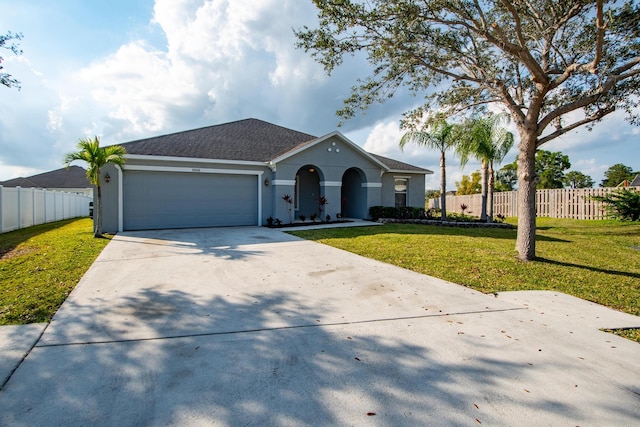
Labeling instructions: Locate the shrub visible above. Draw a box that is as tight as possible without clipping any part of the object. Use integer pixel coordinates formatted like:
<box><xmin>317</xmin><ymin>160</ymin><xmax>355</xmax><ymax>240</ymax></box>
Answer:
<box><xmin>446</xmin><ymin>212</ymin><xmax>475</xmax><ymax>222</ymax></box>
<box><xmin>369</xmin><ymin>206</ymin><xmax>426</xmax><ymax>221</ymax></box>
<box><xmin>426</xmin><ymin>208</ymin><xmax>441</xmax><ymax>219</ymax></box>
<box><xmin>592</xmin><ymin>189</ymin><xmax>640</xmax><ymax>221</ymax></box>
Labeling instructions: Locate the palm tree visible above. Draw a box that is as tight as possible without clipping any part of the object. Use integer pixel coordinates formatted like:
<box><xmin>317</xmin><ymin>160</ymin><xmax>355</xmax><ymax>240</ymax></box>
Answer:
<box><xmin>456</xmin><ymin>114</ymin><xmax>514</xmax><ymax>222</ymax></box>
<box><xmin>400</xmin><ymin>120</ymin><xmax>457</xmax><ymax>220</ymax></box>
<box><xmin>64</xmin><ymin>136</ymin><xmax>127</xmax><ymax>237</ymax></box>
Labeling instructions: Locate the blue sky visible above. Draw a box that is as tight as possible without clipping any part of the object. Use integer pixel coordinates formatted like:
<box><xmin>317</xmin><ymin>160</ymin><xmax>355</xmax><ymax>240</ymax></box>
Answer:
<box><xmin>1</xmin><ymin>0</ymin><xmax>638</xmax><ymax>189</ymax></box>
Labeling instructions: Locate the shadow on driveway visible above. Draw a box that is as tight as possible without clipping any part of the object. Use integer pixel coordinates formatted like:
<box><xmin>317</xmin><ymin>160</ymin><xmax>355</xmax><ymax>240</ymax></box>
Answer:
<box><xmin>1</xmin><ymin>227</ymin><xmax>638</xmax><ymax>426</ymax></box>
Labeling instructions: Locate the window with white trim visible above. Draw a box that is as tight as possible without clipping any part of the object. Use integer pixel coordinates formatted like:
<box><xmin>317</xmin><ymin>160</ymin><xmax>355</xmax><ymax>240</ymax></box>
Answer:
<box><xmin>394</xmin><ymin>178</ymin><xmax>407</xmax><ymax>207</ymax></box>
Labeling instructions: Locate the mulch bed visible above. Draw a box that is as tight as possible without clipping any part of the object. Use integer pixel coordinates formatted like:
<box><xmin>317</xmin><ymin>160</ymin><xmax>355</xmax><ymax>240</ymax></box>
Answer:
<box><xmin>378</xmin><ymin>218</ymin><xmax>515</xmax><ymax>229</ymax></box>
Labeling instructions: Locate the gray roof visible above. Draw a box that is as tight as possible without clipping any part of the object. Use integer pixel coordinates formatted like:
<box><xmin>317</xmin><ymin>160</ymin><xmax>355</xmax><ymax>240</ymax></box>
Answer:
<box><xmin>121</xmin><ymin>118</ymin><xmax>317</xmax><ymax>162</ymax></box>
<box><xmin>120</xmin><ymin>118</ymin><xmax>430</xmax><ymax>173</ymax></box>
<box><xmin>631</xmin><ymin>175</ymin><xmax>640</xmax><ymax>187</ymax></box>
<box><xmin>0</xmin><ymin>166</ymin><xmax>91</xmax><ymax>188</ymax></box>
<box><xmin>370</xmin><ymin>153</ymin><xmax>432</xmax><ymax>174</ymax></box>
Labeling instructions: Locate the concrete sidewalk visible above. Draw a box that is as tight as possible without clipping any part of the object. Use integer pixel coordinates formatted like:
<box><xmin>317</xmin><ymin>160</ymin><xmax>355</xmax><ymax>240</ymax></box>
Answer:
<box><xmin>1</xmin><ymin>226</ymin><xmax>638</xmax><ymax>426</ymax></box>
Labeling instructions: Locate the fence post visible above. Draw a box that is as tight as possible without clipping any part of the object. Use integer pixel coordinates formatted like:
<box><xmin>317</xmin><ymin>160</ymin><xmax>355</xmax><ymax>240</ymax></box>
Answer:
<box><xmin>0</xmin><ymin>185</ymin><xmax>3</xmax><ymax>233</ymax></box>
<box><xmin>32</xmin><ymin>187</ymin><xmax>36</xmax><ymax>227</ymax></box>
<box><xmin>17</xmin><ymin>186</ymin><xmax>22</xmax><ymax>230</ymax></box>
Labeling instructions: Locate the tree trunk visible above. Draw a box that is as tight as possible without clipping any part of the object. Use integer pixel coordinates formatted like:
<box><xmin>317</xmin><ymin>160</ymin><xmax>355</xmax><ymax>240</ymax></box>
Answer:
<box><xmin>516</xmin><ymin>133</ymin><xmax>537</xmax><ymax>261</ymax></box>
<box><xmin>95</xmin><ymin>184</ymin><xmax>103</xmax><ymax>237</ymax></box>
<box><xmin>480</xmin><ymin>159</ymin><xmax>488</xmax><ymax>221</ymax></box>
<box><xmin>487</xmin><ymin>161</ymin><xmax>495</xmax><ymax>223</ymax></box>
<box><xmin>439</xmin><ymin>150</ymin><xmax>447</xmax><ymax>220</ymax></box>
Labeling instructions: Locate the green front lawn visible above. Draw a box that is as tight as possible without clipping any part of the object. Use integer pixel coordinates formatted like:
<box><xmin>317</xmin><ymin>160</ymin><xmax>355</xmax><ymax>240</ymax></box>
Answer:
<box><xmin>290</xmin><ymin>218</ymin><xmax>640</xmax><ymax>317</ymax></box>
<box><xmin>0</xmin><ymin>218</ymin><xmax>111</xmax><ymax>325</ymax></box>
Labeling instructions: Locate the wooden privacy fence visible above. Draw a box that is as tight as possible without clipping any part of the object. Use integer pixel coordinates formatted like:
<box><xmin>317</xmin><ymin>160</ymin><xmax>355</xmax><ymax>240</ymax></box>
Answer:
<box><xmin>0</xmin><ymin>186</ymin><xmax>92</xmax><ymax>233</ymax></box>
<box><xmin>428</xmin><ymin>187</ymin><xmax>640</xmax><ymax>220</ymax></box>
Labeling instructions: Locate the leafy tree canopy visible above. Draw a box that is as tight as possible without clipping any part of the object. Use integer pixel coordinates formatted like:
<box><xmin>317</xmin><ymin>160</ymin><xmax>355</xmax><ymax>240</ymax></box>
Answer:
<box><xmin>456</xmin><ymin>170</ymin><xmax>482</xmax><ymax>195</ymax></box>
<box><xmin>425</xmin><ymin>189</ymin><xmax>441</xmax><ymax>200</ymax></box>
<box><xmin>600</xmin><ymin>163</ymin><xmax>637</xmax><ymax>187</ymax></box>
<box><xmin>501</xmin><ymin>150</ymin><xmax>572</xmax><ymax>189</ymax></box>
<box><xmin>563</xmin><ymin>170</ymin><xmax>595</xmax><ymax>188</ymax></box>
<box><xmin>0</xmin><ymin>31</ymin><xmax>23</xmax><ymax>90</ymax></box>
<box><xmin>535</xmin><ymin>150</ymin><xmax>571</xmax><ymax>189</ymax></box>
<box><xmin>495</xmin><ymin>162</ymin><xmax>517</xmax><ymax>192</ymax></box>
<box><xmin>297</xmin><ymin>1</ymin><xmax>640</xmax><ymax>135</ymax></box>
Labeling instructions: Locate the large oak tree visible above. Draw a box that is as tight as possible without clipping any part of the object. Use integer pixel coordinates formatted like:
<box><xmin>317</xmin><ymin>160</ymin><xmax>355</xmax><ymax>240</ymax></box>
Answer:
<box><xmin>296</xmin><ymin>0</ymin><xmax>640</xmax><ymax>260</ymax></box>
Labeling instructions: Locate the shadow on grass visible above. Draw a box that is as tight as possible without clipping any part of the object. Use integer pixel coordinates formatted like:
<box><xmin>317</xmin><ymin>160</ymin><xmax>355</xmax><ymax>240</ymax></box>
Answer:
<box><xmin>0</xmin><ymin>219</ymin><xmax>80</xmax><ymax>259</ymax></box>
<box><xmin>291</xmin><ymin>223</ymin><xmax>570</xmax><ymax>243</ymax></box>
<box><xmin>535</xmin><ymin>257</ymin><xmax>640</xmax><ymax>280</ymax></box>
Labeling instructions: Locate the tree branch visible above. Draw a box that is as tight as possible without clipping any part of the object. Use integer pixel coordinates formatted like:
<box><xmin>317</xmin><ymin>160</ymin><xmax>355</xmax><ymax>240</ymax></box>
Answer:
<box><xmin>542</xmin><ymin>66</ymin><xmax>640</xmax><ymax>130</ymax></box>
<box><xmin>500</xmin><ymin>0</ymin><xmax>527</xmax><ymax>48</ymax></box>
<box><xmin>589</xmin><ymin>0</ymin><xmax>606</xmax><ymax>74</ymax></box>
<box><xmin>537</xmin><ymin>106</ymin><xmax>615</xmax><ymax>146</ymax></box>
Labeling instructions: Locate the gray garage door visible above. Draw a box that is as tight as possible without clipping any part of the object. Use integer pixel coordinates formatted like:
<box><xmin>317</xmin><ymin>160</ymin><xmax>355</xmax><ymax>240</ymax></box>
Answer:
<box><xmin>123</xmin><ymin>171</ymin><xmax>258</xmax><ymax>230</ymax></box>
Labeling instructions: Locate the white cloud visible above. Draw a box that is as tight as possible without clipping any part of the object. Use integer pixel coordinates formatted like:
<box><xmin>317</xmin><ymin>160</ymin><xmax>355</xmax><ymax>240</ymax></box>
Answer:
<box><xmin>1</xmin><ymin>0</ymin><xmax>638</xmax><ymax>186</ymax></box>
<box><xmin>573</xmin><ymin>158</ymin><xmax>607</xmax><ymax>176</ymax></box>
<box><xmin>0</xmin><ymin>162</ymin><xmax>44</xmax><ymax>181</ymax></box>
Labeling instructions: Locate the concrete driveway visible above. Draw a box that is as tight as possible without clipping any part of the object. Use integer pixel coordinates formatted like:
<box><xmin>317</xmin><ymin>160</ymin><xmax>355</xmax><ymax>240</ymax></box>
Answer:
<box><xmin>1</xmin><ymin>226</ymin><xmax>639</xmax><ymax>426</ymax></box>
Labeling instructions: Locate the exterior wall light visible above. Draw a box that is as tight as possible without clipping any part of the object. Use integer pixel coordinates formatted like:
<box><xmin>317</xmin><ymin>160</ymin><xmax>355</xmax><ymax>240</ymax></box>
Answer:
<box><xmin>264</xmin><ymin>178</ymin><xmax>270</xmax><ymax>187</ymax></box>
<box><xmin>104</xmin><ymin>173</ymin><xmax>111</xmax><ymax>183</ymax></box>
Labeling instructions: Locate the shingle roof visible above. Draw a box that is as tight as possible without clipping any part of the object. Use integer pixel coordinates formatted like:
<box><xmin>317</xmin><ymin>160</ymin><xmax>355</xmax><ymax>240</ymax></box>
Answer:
<box><xmin>120</xmin><ymin>118</ymin><xmax>430</xmax><ymax>173</ymax></box>
<box><xmin>370</xmin><ymin>153</ymin><xmax>432</xmax><ymax>173</ymax></box>
<box><xmin>631</xmin><ymin>174</ymin><xmax>640</xmax><ymax>187</ymax></box>
<box><xmin>121</xmin><ymin>118</ymin><xmax>317</xmax><ymax>162</ymax></box>
<box><xmin>0</xmin><ymin>166</ymin><xmax>91</xmax><ymax>188</ymax></box>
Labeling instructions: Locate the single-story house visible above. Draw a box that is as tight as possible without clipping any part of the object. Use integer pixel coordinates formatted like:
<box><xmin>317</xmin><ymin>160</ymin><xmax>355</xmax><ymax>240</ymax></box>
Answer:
<box><xmin>0</xmin><ymin>166</ymin><xmax>94</xmax><ymax>197</ymax></box>
<box><xmin>100</xmin><ymin>118</ymin><xmax>432</xmax><ymax>233</ymax></box>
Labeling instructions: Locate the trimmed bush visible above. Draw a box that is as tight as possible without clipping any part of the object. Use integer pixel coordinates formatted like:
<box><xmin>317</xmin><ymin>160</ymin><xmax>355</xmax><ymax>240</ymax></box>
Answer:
<box><xmin>369</xmin><ymin>206</ymin><xmax>428</xmax><ymax>221</ymax></box>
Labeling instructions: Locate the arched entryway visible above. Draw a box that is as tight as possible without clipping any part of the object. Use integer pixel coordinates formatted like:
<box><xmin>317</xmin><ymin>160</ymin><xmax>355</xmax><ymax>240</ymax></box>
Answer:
<box><xmin>341</xmin><ymin>168</ymin><xmax>367</xmax><ymax>219</ymax></box>
<box><xmin>295</xmin><ymin>165</ymin><xmax>323</xmax><ymax>220</ymax></box>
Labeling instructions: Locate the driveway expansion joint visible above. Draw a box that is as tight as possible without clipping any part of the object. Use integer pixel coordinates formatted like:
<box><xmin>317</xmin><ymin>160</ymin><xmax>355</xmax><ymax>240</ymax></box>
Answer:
<box><xmin>34</xmin><ymin>307</ymin><xmax>527</xmax><ymax>348</ymax></box>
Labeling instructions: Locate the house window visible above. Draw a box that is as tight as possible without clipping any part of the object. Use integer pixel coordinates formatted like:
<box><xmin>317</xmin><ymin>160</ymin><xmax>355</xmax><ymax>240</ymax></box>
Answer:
<box><xmin>394</xmin><ymin>178</ymin><xmax>407</xmax><ymax>207</ymax></box>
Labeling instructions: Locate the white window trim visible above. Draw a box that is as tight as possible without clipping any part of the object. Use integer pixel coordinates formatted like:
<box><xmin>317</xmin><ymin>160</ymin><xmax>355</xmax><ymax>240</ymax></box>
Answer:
<box><xmin>394</xmin><ymin>177</ymin><xmax>408</xmax><ymax>207</ymax></box>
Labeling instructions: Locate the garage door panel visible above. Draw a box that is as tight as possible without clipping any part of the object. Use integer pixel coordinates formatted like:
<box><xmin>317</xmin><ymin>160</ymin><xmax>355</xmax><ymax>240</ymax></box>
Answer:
<box><xmin>124</xmin><ymin>171</ymin><xmax>258</xmax><ymax>230</ymax></box>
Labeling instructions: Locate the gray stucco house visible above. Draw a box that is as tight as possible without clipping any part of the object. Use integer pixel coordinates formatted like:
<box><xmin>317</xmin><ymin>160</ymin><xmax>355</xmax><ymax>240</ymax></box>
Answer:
<box><xmin>99</xmin><ymin>118</ymin><xmax>431</xmax><ymax>232</ymax></box>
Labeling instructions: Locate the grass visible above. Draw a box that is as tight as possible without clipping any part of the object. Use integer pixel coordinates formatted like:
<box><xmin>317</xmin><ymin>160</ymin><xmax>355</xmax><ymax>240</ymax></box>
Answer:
<box><xmin>1</xmin><ymin>217</ymin><xmax>637</xmax><ymax>341</ymax></box>
<box><xmin>0</xmin><ymin>218</ymin><xmax>111</xmax><ymax>325</ymax></box>
<box><xmin>290</xmin><ymin>218</ymin><xmax>640</xmax><ymax>341</ymax></box>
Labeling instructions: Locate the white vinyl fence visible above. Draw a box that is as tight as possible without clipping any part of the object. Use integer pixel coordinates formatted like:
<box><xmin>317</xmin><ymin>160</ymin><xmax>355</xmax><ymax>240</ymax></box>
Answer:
<box><xmin>0</xmin><ymin>186</ymin><xmax>92</xmax><ymax>233</ymax></box>
<box><xmin>428</xmin><ymin>187</ymin><xmax>640</xmax><ymax>220</ymax></box>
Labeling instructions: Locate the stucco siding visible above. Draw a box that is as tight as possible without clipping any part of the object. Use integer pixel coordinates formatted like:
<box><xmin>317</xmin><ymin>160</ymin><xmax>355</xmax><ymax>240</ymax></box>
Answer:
<box><xmin>381</xmin><ymin>173</ymin><xmax>426</xmax><ymax>208</ymax></box>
